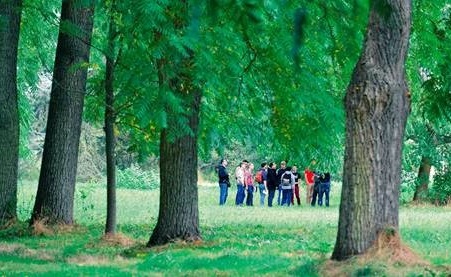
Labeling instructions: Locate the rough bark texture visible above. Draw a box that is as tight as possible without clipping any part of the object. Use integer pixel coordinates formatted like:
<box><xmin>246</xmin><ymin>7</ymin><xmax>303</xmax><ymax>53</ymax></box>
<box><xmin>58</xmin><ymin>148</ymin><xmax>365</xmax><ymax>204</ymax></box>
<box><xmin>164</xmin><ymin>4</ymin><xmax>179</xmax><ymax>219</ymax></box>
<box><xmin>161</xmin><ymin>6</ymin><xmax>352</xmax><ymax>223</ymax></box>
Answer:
<box><xmin>147</xmin><ymin>0</ymin><xmax>201</xmax><ymax>247</ymax></box>
<box><xmin>412</xmin><ymin>156</ymin><xmax>431</xmax><ymax>202</ymax></box>
<box><xmin>0</xmin><ymin>0</ymin><xmax>22</xmax><ymax>225</ymax></box>
<box><xmin>332</xmin><ymin>0</ymin><xmax>411</xmax><ymax>260</ymax></box>
<box><xmin>31</xmin><ymin>0</ymin><xmax>95</xmax><ymax>225</ymax></box>
<box><xmin>148</xmin><ymin>88</ymin><xmax>202</xmax><ymax>246</ymax></box>
<box><xmin>104</xmin><ymin>2</ymin><xmax>117</xmax><ymax>234</ymax></box>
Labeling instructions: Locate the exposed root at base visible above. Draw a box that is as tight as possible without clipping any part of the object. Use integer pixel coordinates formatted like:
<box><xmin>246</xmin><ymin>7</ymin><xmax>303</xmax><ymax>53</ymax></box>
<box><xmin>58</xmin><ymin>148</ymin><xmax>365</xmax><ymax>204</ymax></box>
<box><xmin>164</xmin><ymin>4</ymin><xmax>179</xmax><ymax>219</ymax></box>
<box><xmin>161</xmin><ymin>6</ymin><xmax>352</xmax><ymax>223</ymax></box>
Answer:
<box><xmin>321</xmin><ymin>229</ymin><xmax>431</xmax><ymax>276</ymax></box>
<box><xmin>361</xmin><ymin>228</ymin><xmax>427</xmax><ymax>266</ymax></box>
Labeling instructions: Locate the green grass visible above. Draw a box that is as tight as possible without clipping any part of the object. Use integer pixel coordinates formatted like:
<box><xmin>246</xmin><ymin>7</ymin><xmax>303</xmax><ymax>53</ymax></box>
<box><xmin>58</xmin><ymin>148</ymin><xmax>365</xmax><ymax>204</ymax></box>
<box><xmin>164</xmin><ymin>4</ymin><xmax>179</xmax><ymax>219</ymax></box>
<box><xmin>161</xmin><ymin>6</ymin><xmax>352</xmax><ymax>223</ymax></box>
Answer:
<box><xmin>1</xmin><ymin>181</ymin><xmax>450</xmax><ymax>276</ymax></box>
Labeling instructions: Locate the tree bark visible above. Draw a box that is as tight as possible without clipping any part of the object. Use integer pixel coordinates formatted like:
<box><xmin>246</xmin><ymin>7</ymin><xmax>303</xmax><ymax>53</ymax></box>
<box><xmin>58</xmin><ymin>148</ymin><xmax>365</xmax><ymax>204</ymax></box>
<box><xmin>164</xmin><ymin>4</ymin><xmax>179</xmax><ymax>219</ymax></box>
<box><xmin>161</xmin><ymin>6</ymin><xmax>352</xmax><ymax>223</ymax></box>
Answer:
<box><xmin>332</xmin><ymin>0</ymin><xmax>411</xmax><ymax>260</ymax></box>
<box><xmin>31</xmin><ymin>0</ymin><xmax>95</xmax><ymax>225</ymax></box>
<box><xmin>104</xmin><ymin>0</ymin><xmax>117</xmax><ymax>235</ymax></box>
<box><xmin>148</xmin><ymin>89</ymin><xmax>202</xmax><ymax>246</ymax></box>
<box><xmin>147</xmin><ymin>1</ymin><xmax>201</xmax><ymax>246</ymax></box>
<box><xmin>412</xmin><ymin>156</ymin><xmax>431</xmax><ymax>202</ymax></box>
<box><xmin>0</xmin><ymin>0</ymin><xmax>22</xmax><ymax>225</ymax></box>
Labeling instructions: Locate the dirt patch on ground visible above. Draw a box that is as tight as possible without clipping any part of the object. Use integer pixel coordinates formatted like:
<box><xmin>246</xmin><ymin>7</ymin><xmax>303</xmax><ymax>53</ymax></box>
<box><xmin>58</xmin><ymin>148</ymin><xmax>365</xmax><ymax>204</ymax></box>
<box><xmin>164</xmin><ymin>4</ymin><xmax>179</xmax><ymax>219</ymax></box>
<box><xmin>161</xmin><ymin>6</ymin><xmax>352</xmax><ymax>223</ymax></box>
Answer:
<box><xmin>101</xmin><ymin>233</ymin><xmax>135</xmax><ymax>247</ymax></box>
<box><xmin>0</xmin><ymin>243</ymin><xmax>24</xmax><ymax>253</ymax></box>
<box><xmin>66</xmin><ymin>254</ymin><xmax>111</xmax><ymax>266</ymax></box>
<box><xmin>320</xmin><ymin>230</ymin><xmax>445</xmax><ymax>276</ymax></box>
<box><xmin>0</xmin><ymin>243</ymin><xmax>57</xmax><ymax>261</ymax></box>
<box><xmin>22</xmin><ymin>248</ymin><xmax>57</xmax><ymax>261</ymax></box>
<box><xmin>31</xmin><ymin>219</ymin><xmax>82</xmax><ymax>236</ymax></box>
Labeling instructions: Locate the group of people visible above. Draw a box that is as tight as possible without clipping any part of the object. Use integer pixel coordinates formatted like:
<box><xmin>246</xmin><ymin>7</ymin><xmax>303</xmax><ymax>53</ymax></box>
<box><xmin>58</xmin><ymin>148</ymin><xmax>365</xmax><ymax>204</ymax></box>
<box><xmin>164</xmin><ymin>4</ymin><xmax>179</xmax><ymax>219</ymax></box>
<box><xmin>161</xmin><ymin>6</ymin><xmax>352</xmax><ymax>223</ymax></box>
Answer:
<box><xmin>217</xmin><ymin>159</ymin><xmax>331</xmax><ymax>207</ymax></box>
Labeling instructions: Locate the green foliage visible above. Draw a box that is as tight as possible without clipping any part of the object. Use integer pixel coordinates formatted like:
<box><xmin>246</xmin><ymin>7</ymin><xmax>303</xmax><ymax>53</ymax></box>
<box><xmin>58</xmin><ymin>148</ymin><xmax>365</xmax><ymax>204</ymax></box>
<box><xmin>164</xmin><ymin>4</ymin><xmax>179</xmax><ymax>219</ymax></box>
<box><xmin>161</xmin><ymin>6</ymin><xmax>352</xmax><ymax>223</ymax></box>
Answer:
<box><xmin>116</xmin><ymin>164</ymin><xmax>159</xmax><ymax>190</ymax></box>
<box><xmin>430</xmin><ymin>167</ymin><xmax>451</xmax><ymax>205</ymax></box>
<box><xmin>17</xmin><ymin>0</ymin><xmax>60</xmax><ymax>159</ymax></box>
<box><xmin>402</xmin><ymin>0</ymin><xmax>451</xmax><ymax>203</ymax></box>
<box><xmin>400</xmin><ymin>170</ymin><xmax>417</xmax><ymax>204</ymax></box>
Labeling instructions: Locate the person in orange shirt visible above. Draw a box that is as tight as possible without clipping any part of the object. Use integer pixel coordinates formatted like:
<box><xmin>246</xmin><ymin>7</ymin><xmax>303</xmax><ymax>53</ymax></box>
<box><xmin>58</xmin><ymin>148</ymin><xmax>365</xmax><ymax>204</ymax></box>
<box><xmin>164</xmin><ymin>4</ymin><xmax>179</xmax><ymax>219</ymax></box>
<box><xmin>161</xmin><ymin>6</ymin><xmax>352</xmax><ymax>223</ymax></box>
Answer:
<box><xmin>304</xmin><ymin>166</ymin><xmax>315</xmax><ymax>205</ymax></box>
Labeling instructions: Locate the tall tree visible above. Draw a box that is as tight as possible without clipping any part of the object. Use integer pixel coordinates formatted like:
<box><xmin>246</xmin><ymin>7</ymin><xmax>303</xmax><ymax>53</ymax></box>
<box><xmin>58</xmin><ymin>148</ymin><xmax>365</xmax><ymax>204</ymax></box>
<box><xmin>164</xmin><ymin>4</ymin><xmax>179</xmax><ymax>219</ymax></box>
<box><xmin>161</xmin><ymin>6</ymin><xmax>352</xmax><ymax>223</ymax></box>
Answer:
<box><xmin>31</xmin><ymin>0</ymin><xmax>95</xmax><ymax>225</ymax></box>
<box><xmin>332</xmin><ymin>0</ymin><xmax>412</xmax><ymax>260</ymax></box>
<box><xmin>0</xmin><ymin>0</ymin><xmax>22</xmax><ymax>225</ymax></box>
<box><xmin>104</xmin><ymin>0</ymin><xmax>118</xmax><ymax>235</ymax></box>
<box><xmin>147</xmin><ymin>0</ymin><xmax>201</xmax><ymax>246</ymax></box>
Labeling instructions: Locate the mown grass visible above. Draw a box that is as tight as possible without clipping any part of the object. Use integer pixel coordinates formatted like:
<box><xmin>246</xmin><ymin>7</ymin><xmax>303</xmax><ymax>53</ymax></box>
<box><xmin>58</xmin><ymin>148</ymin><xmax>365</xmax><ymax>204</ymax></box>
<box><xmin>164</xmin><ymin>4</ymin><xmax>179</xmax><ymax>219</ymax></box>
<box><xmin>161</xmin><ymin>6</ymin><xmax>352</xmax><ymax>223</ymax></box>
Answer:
<box><xmin>1</xmin><ymin>181</ymin><xmax>450</xmax><ymax>276</ymax></box>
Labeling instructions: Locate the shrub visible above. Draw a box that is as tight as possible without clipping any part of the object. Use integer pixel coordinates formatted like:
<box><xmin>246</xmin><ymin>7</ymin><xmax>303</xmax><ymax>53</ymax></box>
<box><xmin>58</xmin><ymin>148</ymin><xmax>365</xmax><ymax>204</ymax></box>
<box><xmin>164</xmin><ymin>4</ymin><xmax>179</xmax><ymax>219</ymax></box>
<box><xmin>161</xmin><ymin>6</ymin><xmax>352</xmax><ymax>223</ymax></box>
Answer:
<box><xmin>400</xmin><ymin>170</ymin><xmax>417</xmax><ymax>204</ymax></box>
<box><xmin>430</xmin><ymin>167</ymin><xmax>451</xmax><ymax>205</ymax></box>
<box><xmin>117</xmin><ymin>164</ymin><xmax>159</xmax><ymax>190</ymax></box>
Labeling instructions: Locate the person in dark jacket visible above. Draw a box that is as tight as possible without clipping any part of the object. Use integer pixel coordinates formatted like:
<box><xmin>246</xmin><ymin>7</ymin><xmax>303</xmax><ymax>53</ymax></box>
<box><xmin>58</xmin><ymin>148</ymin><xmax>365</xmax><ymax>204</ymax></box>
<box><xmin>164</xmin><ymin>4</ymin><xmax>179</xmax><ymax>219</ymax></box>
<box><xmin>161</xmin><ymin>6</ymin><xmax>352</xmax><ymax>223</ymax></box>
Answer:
<box><xmin>318</xmin><ymin>172</ymin><xmax>331</xmax><ymax>207</ymax></box>
<box><xmin>217</xmin><ymin>159</ymin><xmax>230</xmax><ymax>205</ymax></box>
<box><xmin>311</xmin><ymin>171</ymin><xmax>321</xmax><ymax>206</ymax></box>
<box><xmin>266</xmin><ymin>162</ymin><xmax>278</xmax><ymax>207</ymax></box>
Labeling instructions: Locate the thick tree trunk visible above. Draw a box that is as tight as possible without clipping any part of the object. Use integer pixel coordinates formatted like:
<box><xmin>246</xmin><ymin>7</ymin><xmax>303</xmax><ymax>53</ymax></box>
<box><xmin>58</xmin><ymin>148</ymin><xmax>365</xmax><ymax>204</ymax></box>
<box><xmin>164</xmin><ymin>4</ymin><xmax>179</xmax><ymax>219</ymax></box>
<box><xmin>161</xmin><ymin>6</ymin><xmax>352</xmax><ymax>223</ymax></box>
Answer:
<box><xmin>31</xmin><ymin>0</ymin><xmax>95</xmax><ymax>225</ymax></box>
<box><xmin>147</xmin><ymin>0</ymin><xmax>201</xmax><ymax>247</ymax></box>
<box><xmin>412</xmin><ymin>156</ymin><xmax>431</xmax><ymax>202</ymax></box>
<box><xmin>148</xmin><ymin>89</ymin><xmax>202</xmax><ymax>246</ymax></box>
<box><xmin>104</xmin><ymin>1</ymin><xmax>117</xmax><ymax>235</ymax></box>
<box><xmin>0</xmin><ymin>0</ymin><xmax>22</xmax><ymax>225</ymax></box>
<box><xmin>332</xmin><ymin>0</ymin><xmax>411</xmax><ymax>260</ymax></box>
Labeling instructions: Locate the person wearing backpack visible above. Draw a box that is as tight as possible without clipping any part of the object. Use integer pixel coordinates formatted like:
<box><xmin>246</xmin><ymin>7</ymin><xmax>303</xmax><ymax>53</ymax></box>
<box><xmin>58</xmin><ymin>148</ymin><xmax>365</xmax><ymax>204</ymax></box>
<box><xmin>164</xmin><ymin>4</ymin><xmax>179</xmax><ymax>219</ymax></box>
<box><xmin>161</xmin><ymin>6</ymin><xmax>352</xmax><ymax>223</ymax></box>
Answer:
<box><xmin>291</xmin><ymin>165</ymin><xmax>301</xmax><ymax>206</ymax></box>
<box><xmin>280</xmin><ymin>167</ymin><xmax>295</xmax><ymax>206</ymax></box>
<box><xmin>255</xmin><ymin>162</ymin><xmax>268</xmax><ymax>207</ymax></box>
<box><xmin>276</xmin><ymin>161</ymin><xmax>288</xmax><ymax>205</ymax></box>
<box><xmin>217</xmin><ymin>158</ymin><xmax>230</xmax><ymax>205</ymax></box>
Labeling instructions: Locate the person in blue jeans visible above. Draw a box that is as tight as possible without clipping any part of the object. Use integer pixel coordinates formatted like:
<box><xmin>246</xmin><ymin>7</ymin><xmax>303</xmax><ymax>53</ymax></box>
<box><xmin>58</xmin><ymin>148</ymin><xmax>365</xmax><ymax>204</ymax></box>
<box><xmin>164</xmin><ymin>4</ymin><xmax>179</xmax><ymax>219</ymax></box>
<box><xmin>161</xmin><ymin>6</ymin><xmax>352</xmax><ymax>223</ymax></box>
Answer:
<box><xmin>257</xmin><ymin>162</ymin><xmax>268</xmax><ymax>207</ymax></box>
<box><xmin>281</xmin><ymin>167</ymin><xmax>294</xmax><ymax>206</ymax></box>
<box><xmin>318</xmin><ymin>172</ymin><xmax>331</xmax><ymax>207</ymax></box>
<box><xmin>244</xmin><ymin>163</ymin><xmax>255</xmax><ymax>206</ymax></box>
<box><xmin>235</xmin><ymin>161</ymin><xmax>247</xmax><ymax>206</ymax></box>
<box><xmin>276</xmin><ymin>161</ymin><xmax>287</xmax><ymax>205</ymax></box>
<box><xmin>217</xmin><ymin>159</ymin><xmax>230</xmax><ymax>205</ymax></box>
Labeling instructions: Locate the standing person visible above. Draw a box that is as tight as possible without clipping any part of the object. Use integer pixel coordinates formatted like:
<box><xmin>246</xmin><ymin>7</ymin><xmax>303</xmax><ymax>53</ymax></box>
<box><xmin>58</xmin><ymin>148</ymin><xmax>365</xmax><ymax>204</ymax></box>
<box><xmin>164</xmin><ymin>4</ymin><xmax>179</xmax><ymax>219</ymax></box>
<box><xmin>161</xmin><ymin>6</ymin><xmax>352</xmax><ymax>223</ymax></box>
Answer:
<box><xmin>217</xmin><ymin>159</ymin><xmax>230</xmax><ymax>205</ymax></box>
<box><xmin>266</xmin><ymin>162</ymin><xmax>278</xmax><ymax>207</ymax></box>
<box><xmin>318</xmin><ymin>172</ymin><xmax>331</xmax><ymax>207</ymax></box>
<box><xmin>280</xmin><ymin>167</ymin><xmax>295</xmax><ymax>206</ymax></box>
<box><xmin>304</xmin><ymin>166</ymin><xmax>315</xmax><ymax>205</ymax></box>
<box><xmin>256</xmin><ymin>162</ymin><xmax>268</xmax><ymax>207</ymax></box>
<box><xmin>276</xmin><ymin>161</ymin><xmax>287</xmax><ymax>205</ymax></box>
<box><xmin>311</xmin><ymin>171</ymin><xmax>321</xmax><ymax>206</ymax></box>
<box><xmin>291</xmin><ymin>166</ymin><xmax>301</xmax><ymax>206</ymax></box>
<box><xmin>235</xmin><ymin>161</ymin><xmax>246</xmax><ymax>206</ymax></box>
<box><xmin>244</xmin><ymin>163</ymin><xmax>255</xmax><ymax>206</ymax></box>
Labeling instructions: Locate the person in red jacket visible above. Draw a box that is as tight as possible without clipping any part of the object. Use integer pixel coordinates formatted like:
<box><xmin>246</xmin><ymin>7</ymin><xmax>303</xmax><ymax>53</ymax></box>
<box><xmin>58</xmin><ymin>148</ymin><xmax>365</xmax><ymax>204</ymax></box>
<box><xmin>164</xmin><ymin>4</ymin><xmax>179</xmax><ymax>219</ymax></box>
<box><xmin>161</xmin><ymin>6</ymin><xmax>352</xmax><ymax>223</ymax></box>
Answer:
<box><xmin>304</xmin><ymin>166</ymin><xmax>315</xmax><ymax>205</ymax></box>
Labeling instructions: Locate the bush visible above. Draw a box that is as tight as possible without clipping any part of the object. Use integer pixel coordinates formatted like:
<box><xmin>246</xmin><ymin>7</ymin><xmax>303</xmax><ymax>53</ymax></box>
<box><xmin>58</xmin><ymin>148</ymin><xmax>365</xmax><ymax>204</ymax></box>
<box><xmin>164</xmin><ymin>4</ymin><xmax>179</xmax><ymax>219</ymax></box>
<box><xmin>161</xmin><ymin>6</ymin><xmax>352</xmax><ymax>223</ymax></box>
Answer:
<box><xmin>430</xmin><ymin>167</ymin><xmax>451</xmax><ymax>205</ymax></box>
<box><xmin>400</xmin><ymin>170</ymin><xmax>417</xmax><ymax>204</ymax></box>
<box><xmin>117</xmin><ymin>164</ymin><xmax>159</xmax><ymax>190</ymax></box>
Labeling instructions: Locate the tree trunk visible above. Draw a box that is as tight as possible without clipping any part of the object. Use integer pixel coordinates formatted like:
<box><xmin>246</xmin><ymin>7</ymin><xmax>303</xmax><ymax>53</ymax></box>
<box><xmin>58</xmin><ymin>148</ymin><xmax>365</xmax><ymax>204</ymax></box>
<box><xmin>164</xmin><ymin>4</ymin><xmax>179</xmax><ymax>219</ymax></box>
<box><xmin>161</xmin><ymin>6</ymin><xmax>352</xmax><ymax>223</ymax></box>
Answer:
<box><xmin>412</xmin><ymin>156</ymin><xmax>431</xmax><ymax>202</ymax></box>
<box><xmin>0</xmin><ymin>0</ymin><xmax>22</xmax><ymax>226</ymax></box>
<box><xmin>148</xmin><ymin>88</ymin><xmax>202</xmax><ymax>246</ymax></box>
<box><xmin>332</xmin><ymin>0</ymin><xmax>411</xmax><ymax>260</ymax></box>
<box><xmin>31</xmin><ymin>0</ymin><xmax>95</xmax><ymax>225</ymax></box>
<box><xmin>147</xmin><ymin>1</ymin><xmax>201</xmax><ymax>244</ymax></box>
<box><xmin>104</xmin><ymin>0</ymin><xmax>117</xmax><ymax>235</ymax></box>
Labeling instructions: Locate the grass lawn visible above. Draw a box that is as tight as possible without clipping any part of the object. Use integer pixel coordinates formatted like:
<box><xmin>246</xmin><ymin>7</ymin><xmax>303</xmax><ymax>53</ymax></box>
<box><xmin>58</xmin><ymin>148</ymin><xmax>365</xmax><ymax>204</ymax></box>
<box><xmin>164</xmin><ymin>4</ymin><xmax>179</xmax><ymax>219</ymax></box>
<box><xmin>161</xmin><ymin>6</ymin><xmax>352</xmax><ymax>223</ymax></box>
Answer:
<box><xmin>1</xmin><ymin>181</ymin><xmax>450</xmax><ymax>276</ymax></box>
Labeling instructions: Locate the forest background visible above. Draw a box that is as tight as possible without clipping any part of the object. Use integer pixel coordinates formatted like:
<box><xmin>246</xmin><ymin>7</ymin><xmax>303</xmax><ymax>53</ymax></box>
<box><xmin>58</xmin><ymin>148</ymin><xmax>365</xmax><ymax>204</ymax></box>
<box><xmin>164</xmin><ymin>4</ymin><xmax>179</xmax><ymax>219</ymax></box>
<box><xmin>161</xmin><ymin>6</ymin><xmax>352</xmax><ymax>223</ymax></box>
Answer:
<box><xmin>15</xmin><ymin>1</ymin><xmax>451</xmax><ymax>204</ymax></box>
<box><xmin>1</xmin><ymin>0</ymin><xmax>451</xmax><ymax>275</ymax></box>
